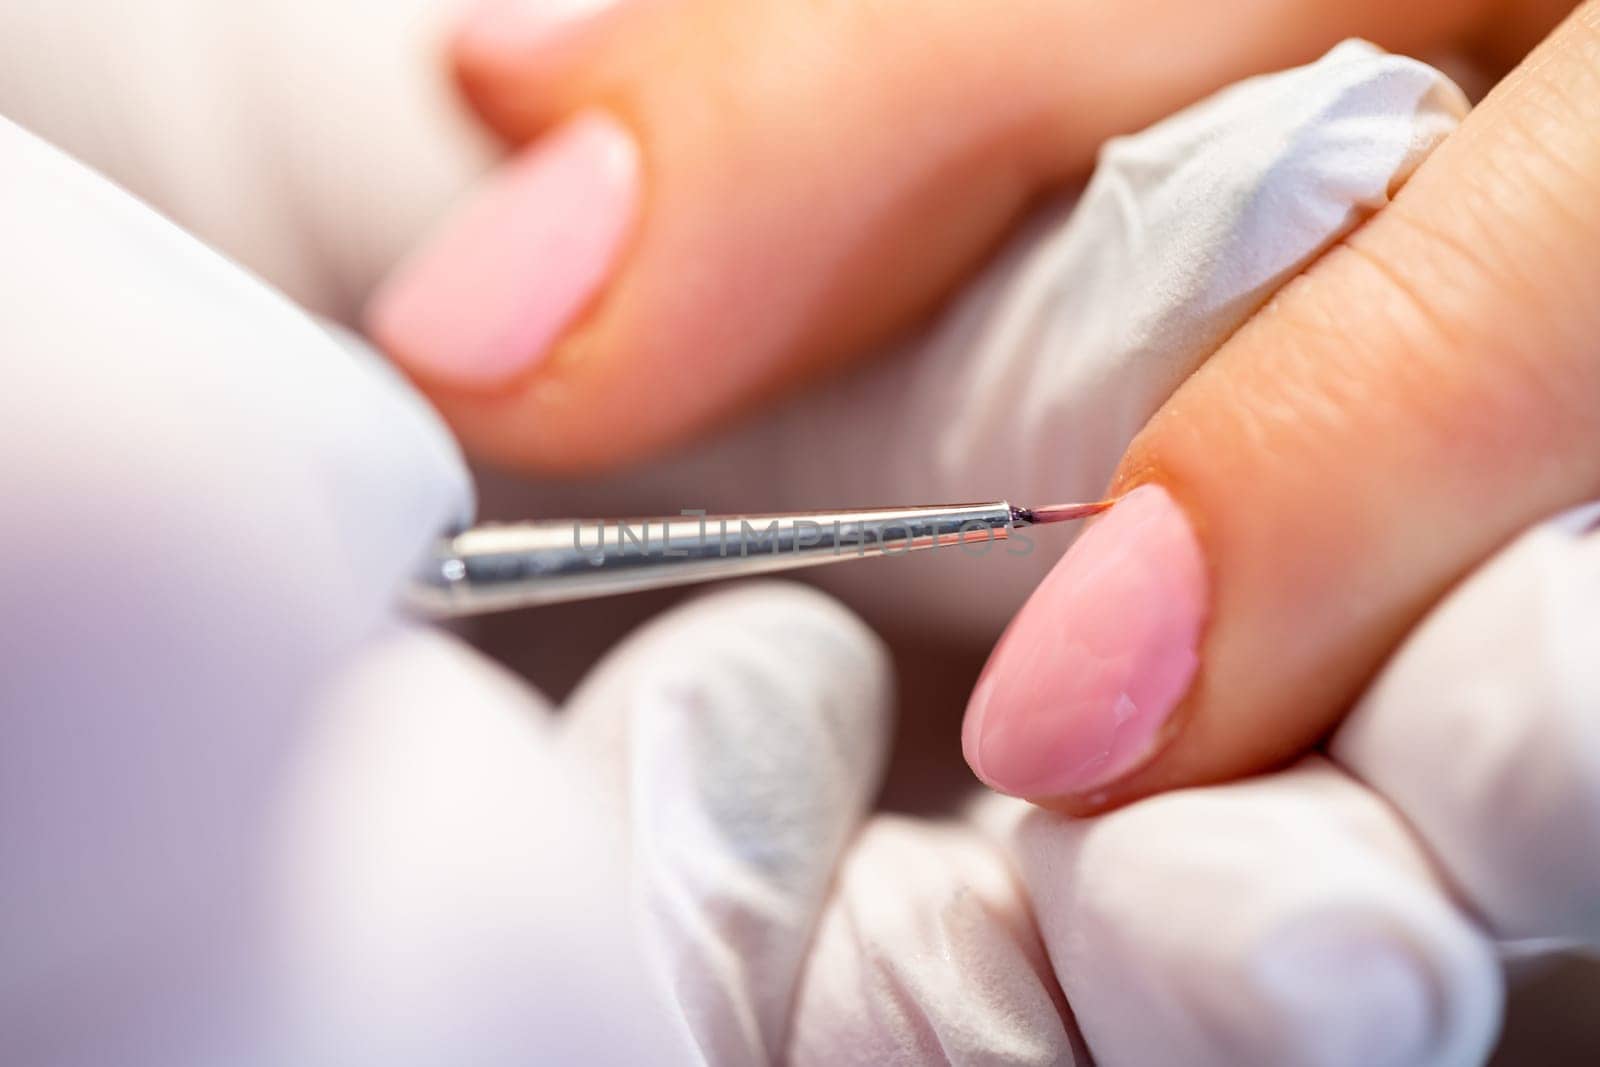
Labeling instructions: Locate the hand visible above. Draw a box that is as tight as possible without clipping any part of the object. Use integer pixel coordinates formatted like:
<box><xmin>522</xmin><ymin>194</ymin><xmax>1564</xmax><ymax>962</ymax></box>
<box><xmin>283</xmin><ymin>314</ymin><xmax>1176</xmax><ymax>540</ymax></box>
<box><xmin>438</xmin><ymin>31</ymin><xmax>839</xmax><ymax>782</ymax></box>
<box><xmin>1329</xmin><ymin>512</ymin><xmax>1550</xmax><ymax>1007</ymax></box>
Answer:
<box><xmin>481</xmin><ymin>37</ymin><xmax>1599</xmax><ymax>1061</ymax></box>
<box><xmin>6</xmin><ymin>115</ymin><xmax>1488</xmax><ymax>1067</ymax></box>
<box><xmin>525</xmin><ymin>586</ymin><xmax>1512</xmax><ymax>1067</ymax></box>
<box><xmin>961</xmin><ymin>4</ymin><xmax>1600</xmax><ymax>810</ymax></box>
<box><xmin>0</xmin><ymin>1</ymin><xmax>1572</xmax><ymax>493</ymax></box>
<box><xmin>364</xmin><ymin>0</ymin><xmax>1558</xmax><ymax>470</ymax></box>
<box><xmin>0</xmin><ymin>109</ymin><xmax>823</xmax><ymax>1063</ymax></box>
<box><xmin>461</xmin><ymin>39</ymin><xmax>1470</xmax><ymax>650</ymax></box>
<box><xmin>474</xmin><ymin>41</ymin><xmax>1595</xmax><ymax>1061</ymax></box>
<box><xmin>3</xmin><ymin>40</ymin><xmax>1593</xmax><ymax>1067</ymax></box>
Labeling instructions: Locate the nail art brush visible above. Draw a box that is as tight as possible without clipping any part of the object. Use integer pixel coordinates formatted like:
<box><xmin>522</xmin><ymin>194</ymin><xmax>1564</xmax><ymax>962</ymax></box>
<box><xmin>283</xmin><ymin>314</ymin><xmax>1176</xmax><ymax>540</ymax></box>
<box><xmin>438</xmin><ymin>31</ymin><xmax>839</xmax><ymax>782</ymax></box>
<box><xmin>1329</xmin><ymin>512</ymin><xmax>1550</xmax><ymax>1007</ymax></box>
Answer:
<box><xmin>408</xmin><ymin>499</ymin><xmax>1109</xmax><ymax>618</ymax></box>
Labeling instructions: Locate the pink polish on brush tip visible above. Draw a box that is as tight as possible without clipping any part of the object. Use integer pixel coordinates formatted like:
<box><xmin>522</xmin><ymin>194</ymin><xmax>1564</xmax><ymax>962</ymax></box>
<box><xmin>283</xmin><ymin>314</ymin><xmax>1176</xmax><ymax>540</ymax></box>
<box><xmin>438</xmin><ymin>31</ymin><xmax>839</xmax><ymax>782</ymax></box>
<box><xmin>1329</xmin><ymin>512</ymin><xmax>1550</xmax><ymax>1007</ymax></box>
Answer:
<box><xmin>367</xmin><ymin>111</ymin><xmax>640</xmax><ymax>389</ymax></box>
<box><xmin>963</xmin><ymin>484</ymin><xmax>1208</xmax><ymax>798</ymax></box>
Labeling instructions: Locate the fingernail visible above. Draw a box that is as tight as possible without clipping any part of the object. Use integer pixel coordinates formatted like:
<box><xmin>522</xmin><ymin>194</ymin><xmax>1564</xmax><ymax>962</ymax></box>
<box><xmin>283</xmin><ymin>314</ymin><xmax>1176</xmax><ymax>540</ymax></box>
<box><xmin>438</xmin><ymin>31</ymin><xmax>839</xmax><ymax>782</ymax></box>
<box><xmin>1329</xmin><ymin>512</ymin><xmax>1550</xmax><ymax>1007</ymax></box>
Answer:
<box><xmin>367</xmin><ymin>111</ymin><xmax>640</xmax><ymax>389</ymax></box>
<box><xmin>963</xmin><ymin>484</ymin><xmax>1207</xmax><ymax>797</ymax></box>
<box><xmin>456</xmin><ymin>0</ymin><xmax>620</xmax><ymax>66</ymax></box>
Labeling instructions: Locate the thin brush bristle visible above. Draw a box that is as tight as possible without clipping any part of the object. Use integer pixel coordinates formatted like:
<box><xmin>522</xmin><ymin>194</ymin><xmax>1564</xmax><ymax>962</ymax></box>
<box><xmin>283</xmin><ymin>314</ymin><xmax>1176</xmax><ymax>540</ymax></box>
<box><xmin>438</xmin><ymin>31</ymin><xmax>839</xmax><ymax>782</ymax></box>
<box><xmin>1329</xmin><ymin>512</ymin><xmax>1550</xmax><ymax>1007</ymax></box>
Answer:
<box><xmin>1012</xmin><ymin>499</ymin><xmax>1115</xmax><ymax>525</ymax></box>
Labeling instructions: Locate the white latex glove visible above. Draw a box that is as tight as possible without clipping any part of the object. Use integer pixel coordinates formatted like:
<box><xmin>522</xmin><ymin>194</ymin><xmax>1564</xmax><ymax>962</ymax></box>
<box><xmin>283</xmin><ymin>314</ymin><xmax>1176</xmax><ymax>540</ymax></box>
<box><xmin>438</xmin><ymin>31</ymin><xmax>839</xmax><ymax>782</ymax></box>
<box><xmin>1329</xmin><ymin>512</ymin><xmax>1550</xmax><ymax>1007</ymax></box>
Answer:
<box><xmin>0</xmin><ymin>112</ymin><xmax>670</xmax><ymax>1065</ymax></box>
<box><xmin>788</xmin><ymin>503</ymin><xmax>1600</xmax><ymax>1067</ymax></box>
<box><xmin>5</xmin><ymin>22</ymin><xmax>1596</xmax><ymax>1067</ymax></box>
<box><xmin>289</xmin><ymin>586</ymin><xmax>895</xmax><ymax>1067</ymax></box>
<box><xmin>1332</xmin><ymin>502</ymin><xmax>1600</xmax><ymax>949</ymax></box>
<box><xmin>632</xmin><ymin>43</ymin><xmax>1587</xmax><ymax>1067</ymax></box>
<box><xmin>775</xmin><ymin>46</ymin><xmax>1600</xmax><ymax>1067</ymax></box>
<box><xmin>0</xmin><ymin>107</ymin><xmax>892</xmax><ymax>1067</ymax></box>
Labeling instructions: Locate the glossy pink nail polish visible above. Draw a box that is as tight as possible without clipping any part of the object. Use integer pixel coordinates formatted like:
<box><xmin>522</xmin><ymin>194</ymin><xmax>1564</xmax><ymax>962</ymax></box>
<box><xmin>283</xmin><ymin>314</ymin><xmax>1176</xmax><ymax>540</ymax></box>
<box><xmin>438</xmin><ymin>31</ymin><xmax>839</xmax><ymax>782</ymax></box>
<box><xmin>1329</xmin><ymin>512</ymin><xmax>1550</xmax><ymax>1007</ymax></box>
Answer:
<box><xmin>367</xmin><ymin>111</ymin><xmax>640</xmax><ymax>389</ymax></box>
<box><xmin>963</xmin><ymin>484</ymin><xmax>1208</xmax><ymax>798</ymax></box>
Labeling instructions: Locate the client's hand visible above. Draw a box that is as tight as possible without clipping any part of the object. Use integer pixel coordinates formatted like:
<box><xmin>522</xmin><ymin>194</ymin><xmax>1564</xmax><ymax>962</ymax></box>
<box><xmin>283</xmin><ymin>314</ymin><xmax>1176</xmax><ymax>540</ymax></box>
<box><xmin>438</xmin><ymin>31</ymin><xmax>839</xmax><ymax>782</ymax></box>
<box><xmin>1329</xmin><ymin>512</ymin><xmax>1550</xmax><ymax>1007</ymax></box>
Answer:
<box><xmin>459</xmin><ymin>41</ymin><xmax>1472</xmax><ymax>651</ymax></box>
<box><xmin>0</xmin><ymin>108</ymin><xmax>1525</xmax><ymax>1067</ymax></box>
<box><xmin>433</xmin><ymin>32</ymin><xmax>1600</xmax><ymax>1062</ymax></box>
<box><xmin>365</xmin><ymin>0</ymin><xmax>1554</xmax><ymax>470</ymax></box>
<box><xmin>6</xmin><ymin>9</ymin><xmax>1594</xmax><ymax>1065</ymax></box>
<box><xmin>961</xmin><ymin>4</ymin><xmax>1600</xmax><ymax>811</ymax></box>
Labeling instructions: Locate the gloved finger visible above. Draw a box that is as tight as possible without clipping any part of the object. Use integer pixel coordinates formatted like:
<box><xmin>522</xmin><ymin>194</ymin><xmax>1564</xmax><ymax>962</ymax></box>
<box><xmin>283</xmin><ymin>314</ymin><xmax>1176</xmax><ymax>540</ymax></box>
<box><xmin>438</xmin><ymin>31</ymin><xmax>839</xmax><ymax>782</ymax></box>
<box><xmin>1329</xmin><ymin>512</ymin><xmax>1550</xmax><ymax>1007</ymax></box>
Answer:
<box><xmin>472</xmin><ymin>41</ymin><xmax>1466</xmax><ymax>646</ymax></box>
<box><xmin>272</xmin><ymin>624</ymin><xmax>692</xmax><ymax>1066</ymax></box>
<box><xmin>0</xmin><ymin>115</ymin><xmax>472</xmax><ymax>699</ymax></box>
<box><xmin>0</xmin><ymin>116</ymin><xmax>473</xmax><ymax>1058</ymax></box>
<box><xmin>978</xmin><ymin>758</ymin><xmax>1502</xmax><ymax>1067</ymax></box>
<box><xmin>964</xmin><ymin>5</ymin><xmax>1600</xmax><ymax>808</ymax></box>
<box><xmin>370</xmin><ymin>0</ymin><xmax>1501</xmax><ymax>472</ymax></box>
<box><xmin>557</xmin><ymin>582</ymin><xmax>894</xmax><ymax>1065</ymax></box>
<box><xmin>786</xmin><ymin>815</ymin><xmax>1085</xmax><ymax>1067</ymax></box>
<box><xmin>1331</xmin><ymin>501</ymin><xmax>1600</xmax><ymax>946</ymax></box>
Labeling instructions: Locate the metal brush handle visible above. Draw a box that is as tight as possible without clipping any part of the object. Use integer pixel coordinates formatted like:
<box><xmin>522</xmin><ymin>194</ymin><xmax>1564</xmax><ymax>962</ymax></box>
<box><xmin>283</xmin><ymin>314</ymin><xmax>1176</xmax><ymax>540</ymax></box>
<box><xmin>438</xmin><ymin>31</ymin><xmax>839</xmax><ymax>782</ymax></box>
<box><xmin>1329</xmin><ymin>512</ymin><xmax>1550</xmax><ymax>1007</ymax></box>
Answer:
<box><xmin>407</xmin><ymin>502</ymin><xmax>1028</xmax><ymax>617</ymax></box>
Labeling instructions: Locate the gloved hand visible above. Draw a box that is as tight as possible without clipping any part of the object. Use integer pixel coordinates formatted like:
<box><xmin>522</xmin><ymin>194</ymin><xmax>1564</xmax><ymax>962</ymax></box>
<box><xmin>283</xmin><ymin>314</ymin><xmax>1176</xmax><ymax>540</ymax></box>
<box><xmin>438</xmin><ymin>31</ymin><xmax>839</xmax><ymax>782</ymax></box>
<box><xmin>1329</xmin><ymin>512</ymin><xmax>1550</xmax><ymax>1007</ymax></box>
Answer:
<box><xmin>7</xmin><ymin>40</ymin><xmax>1597</xmax><ymax>1067</ymax></box>
<box><xmin>0</xmin><ymin>107</ymin><xmax>845</xmax><ymax>1065</ymax></box>
<box><xmin>0</xmin><ymin>112</ymin><xmax>660</xmax><ymax>1065</ymax></box>
<box><xmin>364</xmin><ymin>33</ymin><xmax>1600</xmax><ymax>1063</ymax></box>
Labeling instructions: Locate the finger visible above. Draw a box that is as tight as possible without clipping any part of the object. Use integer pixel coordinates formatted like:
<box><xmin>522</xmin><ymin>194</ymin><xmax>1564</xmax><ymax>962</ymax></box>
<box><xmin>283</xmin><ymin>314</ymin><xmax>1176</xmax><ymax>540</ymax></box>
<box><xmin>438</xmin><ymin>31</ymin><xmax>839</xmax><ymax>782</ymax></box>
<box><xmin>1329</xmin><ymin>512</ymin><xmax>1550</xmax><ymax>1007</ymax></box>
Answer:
<box><xmin>964</xmin><ymin>4</ymin><xmax>1600</xmax><ymax>807</ymax></box>
<box><xmin>978</xmin><ymin>759</ymin><xmax>1501</xmax><ymax>1067</ymax></box>
<box><xmin>557</xmin><ymin>582</ymin><xmax>894</xmax><ymax>1064</ymax></box>
<box><xmin>274</xmin><ymin>624</ymin><xmax>692</xmax><ymax>1065</ymax></box>
<box><xmin>786</xmin><ymin>815</ymin><xmax>1085</xmax><ymax>1067</ymax></box>
<box><xmin>0</xmin><ymin>116</ymin><xmax>474</xmax><ymax>1056</ymax></box>
<box><xmin>368</xmin><ymin>0</ymin><xmax>1502</xmax><ymax>471</ymax></box>
<box><xmin>1331</xmin><ymin>502</ymin><xmax>1600</xmax><ymax>946</ymax></box>
<box><xmin>473</xmin><ymin>41</ymin><xmax>1469</xmax><ymax>649</ymax></box>
<box><xmin>0</xmin><ymin>117</ymin><xmax>471</xmax><ymax>697</ymax></box>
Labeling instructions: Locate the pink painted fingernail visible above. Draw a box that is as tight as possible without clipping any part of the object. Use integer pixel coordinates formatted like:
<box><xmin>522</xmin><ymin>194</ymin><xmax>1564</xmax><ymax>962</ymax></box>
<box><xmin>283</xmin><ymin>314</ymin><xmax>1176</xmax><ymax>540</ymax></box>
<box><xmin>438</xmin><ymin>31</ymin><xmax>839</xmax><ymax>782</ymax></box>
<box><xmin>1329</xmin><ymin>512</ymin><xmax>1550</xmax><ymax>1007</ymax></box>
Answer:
<box><xmin>367</xmin><ymin>111</ymin><xmax>640</xmax><ymax>389</ymax></box>
<box><xmin>456</xmin><ymin>0</ymin><xmax>621</xmax><ymax>67</ymax></box>
<box><xmin>963</xmin><ymin>484</ymin><xmax>1208</xmax><ymax>798</ymax></box>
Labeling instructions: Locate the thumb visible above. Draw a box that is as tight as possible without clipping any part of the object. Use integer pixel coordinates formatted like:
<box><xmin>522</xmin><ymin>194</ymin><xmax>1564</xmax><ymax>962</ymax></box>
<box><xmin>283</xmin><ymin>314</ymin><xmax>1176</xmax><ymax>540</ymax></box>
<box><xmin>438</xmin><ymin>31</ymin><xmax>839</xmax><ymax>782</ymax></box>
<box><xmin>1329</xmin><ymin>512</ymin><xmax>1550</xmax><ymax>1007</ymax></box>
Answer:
<box><xmin>964</xmin><ymin>4</ymin><xmax>1600</xmax><ymax>808</ymax></box>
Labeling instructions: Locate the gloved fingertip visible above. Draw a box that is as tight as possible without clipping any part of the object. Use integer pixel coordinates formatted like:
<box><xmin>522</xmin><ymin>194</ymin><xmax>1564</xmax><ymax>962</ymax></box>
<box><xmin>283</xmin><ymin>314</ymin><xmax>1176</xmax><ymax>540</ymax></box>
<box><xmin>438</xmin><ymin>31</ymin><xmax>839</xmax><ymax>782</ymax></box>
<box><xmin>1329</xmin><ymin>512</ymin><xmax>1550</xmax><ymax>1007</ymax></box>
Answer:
<box><xmin>1250</xmin><ymin>916</ymin><xmax>1447</xmax><ymax>1067</ymax></box>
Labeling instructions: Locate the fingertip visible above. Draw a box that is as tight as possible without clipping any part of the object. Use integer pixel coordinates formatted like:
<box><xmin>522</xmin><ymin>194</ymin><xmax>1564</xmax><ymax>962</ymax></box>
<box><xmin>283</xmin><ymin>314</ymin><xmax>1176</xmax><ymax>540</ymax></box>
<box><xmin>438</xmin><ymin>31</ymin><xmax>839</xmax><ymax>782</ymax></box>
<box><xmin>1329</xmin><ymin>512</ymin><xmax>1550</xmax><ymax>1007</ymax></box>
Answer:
<box><xmin>1250</xmin><ymin>916</ymin><xmax>1443</xmax><ymax>1067</ymax></box>
<box><xmin>962</xmin><ymin>484</ymin><xmax>1208</xmax><ymax>802</ymax></box>
<box><xmin>365</xmin><ymin>110</ymin><xmax>641</xmax><ymax>392</ymax></box>
<box><xmin>1006</xmin><ymin>761</ymin><xmax>1502</xmax><ymax>1067</ymax></box>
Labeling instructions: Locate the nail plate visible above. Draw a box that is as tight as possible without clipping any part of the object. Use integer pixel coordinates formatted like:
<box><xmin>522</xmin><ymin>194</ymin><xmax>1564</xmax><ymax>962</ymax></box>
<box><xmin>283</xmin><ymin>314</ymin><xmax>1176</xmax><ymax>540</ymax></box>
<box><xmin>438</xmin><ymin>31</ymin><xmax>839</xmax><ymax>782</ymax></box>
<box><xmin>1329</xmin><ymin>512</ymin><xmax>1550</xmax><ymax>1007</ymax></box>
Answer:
<box><xmin>963</xmin><ymin>483</ymin><xmax>1208</xmax><ymax>797</ymax></box>
<box><xmin>367</xmin><ymin>111</ymin><xmax>640</xmax><ymax>389</ymax></box>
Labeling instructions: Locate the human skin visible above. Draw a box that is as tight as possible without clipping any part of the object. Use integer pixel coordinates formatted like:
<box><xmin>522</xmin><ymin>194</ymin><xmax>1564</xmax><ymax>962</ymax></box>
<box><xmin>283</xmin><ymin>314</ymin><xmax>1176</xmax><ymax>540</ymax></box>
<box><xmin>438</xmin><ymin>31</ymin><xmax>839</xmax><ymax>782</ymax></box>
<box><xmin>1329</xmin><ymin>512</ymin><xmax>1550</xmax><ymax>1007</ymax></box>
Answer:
<box><xmin>967</xmin><ymin>3</ymin><xmax>1600</xmax><ymax>811</ymax></box>
<box><xmin>369</xmin><ymin>0</ymin><xmax>1595</xmax><ymax>812</ymax></box>
<box><xmin>368</xmin><ymin>0</ymin><xmax>1550</xmax><ymax>471</ymax></box>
